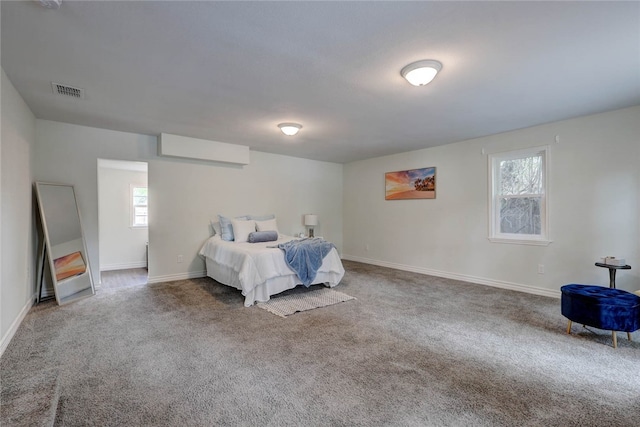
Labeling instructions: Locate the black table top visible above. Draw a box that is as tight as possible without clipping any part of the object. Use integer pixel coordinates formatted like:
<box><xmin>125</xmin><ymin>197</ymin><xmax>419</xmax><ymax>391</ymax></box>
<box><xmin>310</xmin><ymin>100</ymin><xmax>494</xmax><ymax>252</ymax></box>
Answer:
<box><xmin>595</xmin><ymin>262</ymin><xmax>631</xmax><ymax>270</ymax></box>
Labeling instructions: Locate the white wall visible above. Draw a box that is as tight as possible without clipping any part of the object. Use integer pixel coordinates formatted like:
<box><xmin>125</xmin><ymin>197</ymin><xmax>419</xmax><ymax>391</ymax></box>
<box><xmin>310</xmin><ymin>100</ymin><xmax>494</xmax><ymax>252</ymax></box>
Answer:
<box><xmin>1</xmin><ymin>68</ymin><xmax>36</xmax><ymax>354</ymax></box>
<box><xmin>34</xmin><ymin>120</ymin><xmax>343</xmax><ymax>285</ymax></box>
<box><xmin>98</xmin><ymin>165</ymin><xmax>148</xmax><ymax>271</ymax></box>
<box><xmin>34</xmin><ymin>121</ymin><xmax>155</xmax><ymax>286</ymax></box>
<box><xmin>148</xmin><ymin>147</ymin><xmax>343</xmax><ymax>283</ymax></box>
<box><xmin>343</xmin><ymin>106</ymin><xmax>640</xmax><ymax>295</ymax></box>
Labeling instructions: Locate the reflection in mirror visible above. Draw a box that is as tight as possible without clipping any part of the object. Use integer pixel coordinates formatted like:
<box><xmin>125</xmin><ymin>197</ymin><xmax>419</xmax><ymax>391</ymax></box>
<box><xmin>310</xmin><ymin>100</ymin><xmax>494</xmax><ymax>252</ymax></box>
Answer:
<box><xmin>35</xmin><ymin>182</ymin><xmax>95</xmax><ymax>305</ymax></box>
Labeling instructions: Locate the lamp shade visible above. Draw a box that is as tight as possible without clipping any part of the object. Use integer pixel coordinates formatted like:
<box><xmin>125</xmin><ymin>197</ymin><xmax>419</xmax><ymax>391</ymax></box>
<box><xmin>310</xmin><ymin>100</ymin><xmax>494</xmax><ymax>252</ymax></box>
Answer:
<box><xmin>304</xmin><ymin>214</ymin><xmax>318</xmax><ymax>226</ymax></box>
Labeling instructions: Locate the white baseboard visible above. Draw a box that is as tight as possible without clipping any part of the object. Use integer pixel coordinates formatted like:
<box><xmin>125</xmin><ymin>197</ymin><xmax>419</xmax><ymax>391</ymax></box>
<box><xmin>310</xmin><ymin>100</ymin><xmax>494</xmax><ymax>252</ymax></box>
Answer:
<box><xmin>100</xmin><ymin>261</ymin><xmax>147</xmax><ymax>271</ymax></box>
<box><xmin>147</xmin><ymin>270</ymin><xmax>207</xmax><ymax>284</ymax></box>
<box><xmin>0</xmin><ymin>295</ymin><xmax>35</xmax><ymax>358</ymax></box>
<box><xmin>341</xmin><ymin>254</ymin><xmax>561</xmax><ymax>299</ymax></box>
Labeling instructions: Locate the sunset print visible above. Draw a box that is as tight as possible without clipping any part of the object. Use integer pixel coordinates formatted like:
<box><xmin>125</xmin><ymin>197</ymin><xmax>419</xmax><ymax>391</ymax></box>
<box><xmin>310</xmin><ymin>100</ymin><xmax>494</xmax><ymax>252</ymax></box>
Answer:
<box><xmin>385</xmin><ymin>167</ymin><xmax>436</xmax><ymax>200</ymax></box>
<box><xmin>54</xmin><ymin>251</ymin><xmax>87</xmax><ymax>281</ymax></box>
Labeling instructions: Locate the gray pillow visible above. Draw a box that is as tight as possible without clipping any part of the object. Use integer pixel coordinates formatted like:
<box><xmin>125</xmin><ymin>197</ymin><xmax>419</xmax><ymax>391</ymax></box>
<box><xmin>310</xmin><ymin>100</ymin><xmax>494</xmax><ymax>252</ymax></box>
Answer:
<box><xmin>247</xmin><ymin>230</ymin><xmax>278</xmax><ymax>243</ymax></box>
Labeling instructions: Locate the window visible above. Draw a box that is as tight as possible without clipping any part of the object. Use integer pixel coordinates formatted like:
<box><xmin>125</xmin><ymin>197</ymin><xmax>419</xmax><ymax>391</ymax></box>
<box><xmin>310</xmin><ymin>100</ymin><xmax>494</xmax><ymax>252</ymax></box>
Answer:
<box><xmin>131</xmin><ymin>186</ymin><xmax>148</xmax><ymax>227</ymax></box>
<box><xmin>488</xmin><ymin>146</ymin><xmax>550</xmax><ymax>245</ymax></box>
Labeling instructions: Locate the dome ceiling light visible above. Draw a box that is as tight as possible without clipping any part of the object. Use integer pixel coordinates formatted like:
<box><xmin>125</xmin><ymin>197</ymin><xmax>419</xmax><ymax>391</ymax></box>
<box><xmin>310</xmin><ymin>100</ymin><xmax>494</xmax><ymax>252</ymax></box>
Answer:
<box><xmin>37</xmin><ymin>0</ymin><xmax>62</xmax><ymax>9</ymax></box>
<box><xmin>401</xmin><ymin>60</ymin><xmax>442</xmax><ymax>86</ymax></box>
<box><xmin>278</xmin><ymin>123</ymin><xmax>302</xmax><ymax>136</ymax></box>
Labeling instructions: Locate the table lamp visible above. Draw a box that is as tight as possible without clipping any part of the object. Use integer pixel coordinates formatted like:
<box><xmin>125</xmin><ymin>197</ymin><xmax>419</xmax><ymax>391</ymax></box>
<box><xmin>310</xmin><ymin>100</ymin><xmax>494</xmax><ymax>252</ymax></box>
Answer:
<box><xmin>304</xmin><ymin>214</ymin><xmax>318</xmax><ymax>238</ymax></box>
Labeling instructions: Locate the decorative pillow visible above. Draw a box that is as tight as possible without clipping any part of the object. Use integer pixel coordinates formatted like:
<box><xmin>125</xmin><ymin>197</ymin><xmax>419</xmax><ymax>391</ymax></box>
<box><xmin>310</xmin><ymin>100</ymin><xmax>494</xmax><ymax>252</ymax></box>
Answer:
<box><xmin>231</xmin><ymin>219</ymin><xmax>256</xmax><ymax>243</ymax></box>
<box><xmin>247</xmin><ymin>230</ymin><xmax>278</xmax><ymax>243</ymax></box>
<box><xmin>210</xmin><ymin>220</ymin><xmax>222</xmax><ymax>236</ymax></box>
<box><xmin>218</xmin><ymin>214</ymin><xmax>249</xmax><ymax>241</ymax></box>
<box><xmin>255</xmin><ymin>218</ymin><xmax>278</xmax><ymax>233</ymax></box>
<box><xmin>248</xmin><ymin>214</ymin><xmax>275</xmax><ymax>221</ymax></box>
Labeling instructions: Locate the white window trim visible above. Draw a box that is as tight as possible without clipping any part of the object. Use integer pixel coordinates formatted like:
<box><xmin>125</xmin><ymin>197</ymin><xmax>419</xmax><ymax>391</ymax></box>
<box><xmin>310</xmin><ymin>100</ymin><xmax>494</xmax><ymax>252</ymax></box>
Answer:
<box><xmin>488</xmin><ymin>145</ymin><xmax>551</xmax><ymax>246</ymax></box>
<box><xmin>130</xmin><ymin>184</ymin><xmax>148</xmax><ymax>229</ymax></box>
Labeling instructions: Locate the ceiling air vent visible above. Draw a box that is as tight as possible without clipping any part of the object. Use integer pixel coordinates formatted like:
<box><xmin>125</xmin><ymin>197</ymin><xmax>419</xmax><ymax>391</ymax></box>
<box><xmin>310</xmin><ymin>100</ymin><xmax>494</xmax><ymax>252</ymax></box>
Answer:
<box><xmin>51</xmin><ymin>82</ymin><xmax>84</xmax><ymax>99</ymax></box>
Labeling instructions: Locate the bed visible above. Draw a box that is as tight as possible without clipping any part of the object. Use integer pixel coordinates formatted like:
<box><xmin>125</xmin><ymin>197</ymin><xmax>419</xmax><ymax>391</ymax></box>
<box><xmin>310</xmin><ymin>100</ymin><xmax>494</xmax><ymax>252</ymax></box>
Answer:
<box><xmin>198</xmin><ymin>235</ymin><xmax>345</xmax><ymax>306</ymax></box>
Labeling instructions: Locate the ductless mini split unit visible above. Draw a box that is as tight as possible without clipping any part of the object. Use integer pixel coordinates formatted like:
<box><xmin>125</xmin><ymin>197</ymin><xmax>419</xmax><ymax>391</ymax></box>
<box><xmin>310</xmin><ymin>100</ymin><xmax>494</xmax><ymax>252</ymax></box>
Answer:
<box><xmin>158</xmin><ymin>133</ymin><xmax>250</xmax><ymax>165</ymax></box>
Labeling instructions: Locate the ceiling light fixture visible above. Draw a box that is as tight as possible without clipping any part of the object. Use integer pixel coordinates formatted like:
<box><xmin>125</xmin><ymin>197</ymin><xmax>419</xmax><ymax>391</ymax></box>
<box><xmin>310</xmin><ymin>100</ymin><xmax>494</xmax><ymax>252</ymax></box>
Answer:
<box><xmin>401</xmin><ymin>60</ymin><xmax>442</xmax><ymax>86</ymax></box>
<box><xmin>278</xmin><ymin>123</ymin><xmax>302</xmax><ymax>136</ymax></box>
<box><xmin>38</xmin><ymin>0</ymin><xmax>62</xmax><ymax>9</ymax></box>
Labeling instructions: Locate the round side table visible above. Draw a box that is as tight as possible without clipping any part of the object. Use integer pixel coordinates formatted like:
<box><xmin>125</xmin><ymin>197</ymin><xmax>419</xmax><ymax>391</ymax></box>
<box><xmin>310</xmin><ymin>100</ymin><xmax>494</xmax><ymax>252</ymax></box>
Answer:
<box><xmin>594</xmin><ymin>263</ymin><xmax>631</xmax><ymax>289</ymax></box>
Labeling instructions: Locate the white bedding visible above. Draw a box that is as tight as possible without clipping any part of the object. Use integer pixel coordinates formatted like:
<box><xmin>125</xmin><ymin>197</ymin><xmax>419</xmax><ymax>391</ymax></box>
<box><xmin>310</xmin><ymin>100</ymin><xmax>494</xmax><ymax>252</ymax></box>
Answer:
<box><xmin>198</xmin><ymin>235</ymin><xmax>345</xmax><ymax>306</ymax></box>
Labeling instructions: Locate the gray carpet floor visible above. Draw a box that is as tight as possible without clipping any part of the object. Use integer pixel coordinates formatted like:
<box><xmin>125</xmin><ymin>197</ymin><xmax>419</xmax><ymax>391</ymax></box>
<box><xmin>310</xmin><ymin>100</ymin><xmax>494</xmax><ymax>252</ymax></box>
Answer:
<box><xmin>2</xmin><ymin>260</ymin><xmax>639</xmax><ymax>426</ymax></box>
<box><xmin>100</xmin><ymin>268</ymin><xmax>148</xmax><ymax>290</ymax></box>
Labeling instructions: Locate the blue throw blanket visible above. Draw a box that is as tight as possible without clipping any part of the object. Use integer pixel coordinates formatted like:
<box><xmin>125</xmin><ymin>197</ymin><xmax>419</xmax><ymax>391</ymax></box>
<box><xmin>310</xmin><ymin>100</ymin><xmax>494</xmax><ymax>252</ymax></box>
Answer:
<box><xmin>278</xmin><ymin>238</ymin><xmax>336</xmax><ymax>286</ymax></box>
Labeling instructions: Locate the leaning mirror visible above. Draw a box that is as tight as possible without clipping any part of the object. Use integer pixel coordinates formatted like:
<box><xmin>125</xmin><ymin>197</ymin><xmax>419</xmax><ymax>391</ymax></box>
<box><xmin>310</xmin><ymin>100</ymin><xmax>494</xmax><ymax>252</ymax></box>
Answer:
<box><xmin>35</xmin><ymin>182</ymin><xmax>95</xmax><ymax>304</ymax></box>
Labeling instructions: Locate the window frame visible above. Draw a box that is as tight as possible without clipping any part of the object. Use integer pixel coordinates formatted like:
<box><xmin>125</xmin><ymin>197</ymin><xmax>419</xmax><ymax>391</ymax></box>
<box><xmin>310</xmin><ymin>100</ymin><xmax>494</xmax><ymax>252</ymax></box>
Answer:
<box><xmin>130</xmin><ymin>185</ymin><xmax>148</xmax><ymax>228</ymax></box>
<box><xmin>488</xmin><ymin>145</ymin><xmax>551</xmax><ymax>246</ymax></box>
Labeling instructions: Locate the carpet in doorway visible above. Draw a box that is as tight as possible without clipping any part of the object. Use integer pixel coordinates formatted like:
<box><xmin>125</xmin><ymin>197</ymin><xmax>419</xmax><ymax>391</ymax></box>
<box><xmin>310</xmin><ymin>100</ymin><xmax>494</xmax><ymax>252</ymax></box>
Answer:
<box><xmin>257</xmin><ymin>287</ymin><xmax>355</xmax><ymax>318</ymax></box>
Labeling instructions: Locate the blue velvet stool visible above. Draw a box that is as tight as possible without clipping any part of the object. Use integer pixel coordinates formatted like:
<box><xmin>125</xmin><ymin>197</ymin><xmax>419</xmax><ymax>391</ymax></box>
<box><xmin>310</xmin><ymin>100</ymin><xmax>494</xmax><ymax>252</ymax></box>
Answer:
<box><xmin>561</xmin><ymin>284</ymin><xmax>640</xmax><ymax>348</ymax></box>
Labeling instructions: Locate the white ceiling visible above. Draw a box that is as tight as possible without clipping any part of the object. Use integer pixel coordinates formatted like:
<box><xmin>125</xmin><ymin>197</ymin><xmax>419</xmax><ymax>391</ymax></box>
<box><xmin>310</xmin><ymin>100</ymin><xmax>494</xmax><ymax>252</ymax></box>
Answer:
<box><xmin>2</xmin><ymin>1</ymin><xmax>639</xmax><ymax>164</ymax></box>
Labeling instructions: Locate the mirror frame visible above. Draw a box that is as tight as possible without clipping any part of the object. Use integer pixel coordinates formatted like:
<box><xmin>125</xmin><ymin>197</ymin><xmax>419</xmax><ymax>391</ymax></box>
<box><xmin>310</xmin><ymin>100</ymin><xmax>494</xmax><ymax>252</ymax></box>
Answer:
<box><xmin>35</xmin><ymin>182</ymin><xmax>95</xmax><ymax>305</ymax></box>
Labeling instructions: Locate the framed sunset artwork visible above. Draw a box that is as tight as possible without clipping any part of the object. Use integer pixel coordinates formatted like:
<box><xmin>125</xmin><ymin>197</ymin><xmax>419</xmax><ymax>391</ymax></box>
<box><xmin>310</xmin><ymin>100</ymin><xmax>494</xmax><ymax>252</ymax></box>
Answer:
<box><xmin>53</xmin><ymin>251</ymin><xmax>87</xmax><ymax>281</ymax></box>
<box><xmin>385</xmin><ymin>167</ymin><xmax>436</xmax><ymax>200</ymax></box>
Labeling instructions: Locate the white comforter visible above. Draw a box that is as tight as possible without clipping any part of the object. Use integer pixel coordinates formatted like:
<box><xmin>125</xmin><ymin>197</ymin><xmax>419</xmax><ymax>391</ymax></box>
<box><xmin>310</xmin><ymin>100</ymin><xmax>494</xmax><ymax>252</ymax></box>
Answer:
<box><xmin>198</xmin><ymin>235</ymin><xmax>345</xmax><ymax>305</ymax></box>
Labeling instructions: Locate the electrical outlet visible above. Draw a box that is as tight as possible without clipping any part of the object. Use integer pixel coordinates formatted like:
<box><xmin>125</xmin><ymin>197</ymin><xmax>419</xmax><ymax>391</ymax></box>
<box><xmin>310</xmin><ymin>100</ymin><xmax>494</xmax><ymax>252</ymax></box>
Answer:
<box><xmin>177</xmin><ymin>255</ymin><xmax>183</xmax><ymax>263</ymax></box>
<box><xmin>538</xmin><ymin>264</ymin><xmax>545</xmax><ymax>274</ymax></box>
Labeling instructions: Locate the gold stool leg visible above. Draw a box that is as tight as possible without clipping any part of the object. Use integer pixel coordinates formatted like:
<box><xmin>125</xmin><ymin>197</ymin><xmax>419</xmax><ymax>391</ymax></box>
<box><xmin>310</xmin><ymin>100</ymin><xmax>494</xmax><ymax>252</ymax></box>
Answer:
<box><xmin>627</xmin><ymin>332</ymin><xmax>632</xmax><ymax>342</ymax></box>
<box><xmin>612</xmin><ymin>331</ymin><xmax>617</xmax><ymax>349</ymax></box>
<box><xmin>566</xmin><ymin>320</ymin><xmax>572</xmax><ymax>334</ymax></box>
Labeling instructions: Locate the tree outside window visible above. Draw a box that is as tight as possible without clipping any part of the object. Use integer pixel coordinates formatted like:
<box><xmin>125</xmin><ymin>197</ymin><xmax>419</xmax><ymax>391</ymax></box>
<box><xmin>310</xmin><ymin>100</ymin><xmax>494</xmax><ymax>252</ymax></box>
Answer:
<box><xmin>489</xmin><ymin>146</ymin><xmax>550</xmax><ymax>245</ymax></box>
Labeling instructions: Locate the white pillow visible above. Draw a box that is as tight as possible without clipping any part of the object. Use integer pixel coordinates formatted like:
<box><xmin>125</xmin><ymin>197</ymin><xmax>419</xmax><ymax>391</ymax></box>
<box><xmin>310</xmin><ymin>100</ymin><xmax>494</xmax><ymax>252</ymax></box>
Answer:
<box><xmin>210</xmin><ymin>220</ymin><xmax>222</xmax><ymax>236</ymax></box>
<box><xmin>231</xmin><ymin>219</ymin><xmax>256</xmax><ymax>243</ymax></box>
<box><xmin>255</xmin><ymin>218</ymin><xmax>278</xmax><ymax>233</ymax></box>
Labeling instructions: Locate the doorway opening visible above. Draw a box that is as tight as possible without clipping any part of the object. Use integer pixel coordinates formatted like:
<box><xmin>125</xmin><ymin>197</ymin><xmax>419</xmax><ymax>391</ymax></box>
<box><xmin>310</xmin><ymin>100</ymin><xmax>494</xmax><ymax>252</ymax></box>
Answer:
<box><xmin>97</xmin><ymin>159</ymin><xmax>148</xmax><ymax>290</ymax></box>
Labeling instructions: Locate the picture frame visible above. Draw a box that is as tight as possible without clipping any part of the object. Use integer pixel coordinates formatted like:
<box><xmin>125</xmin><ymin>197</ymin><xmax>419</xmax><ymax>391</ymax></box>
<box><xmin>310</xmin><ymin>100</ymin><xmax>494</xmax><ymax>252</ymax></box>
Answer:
<box><xmin>53</xmin><ymin>251</ymin><xmax>87</xmax><ymax>282</ymax></box>
<box><xmin>385</xmin><ymin>167</ymin><xmax>436</xmax><ymax>200</ymax></box>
